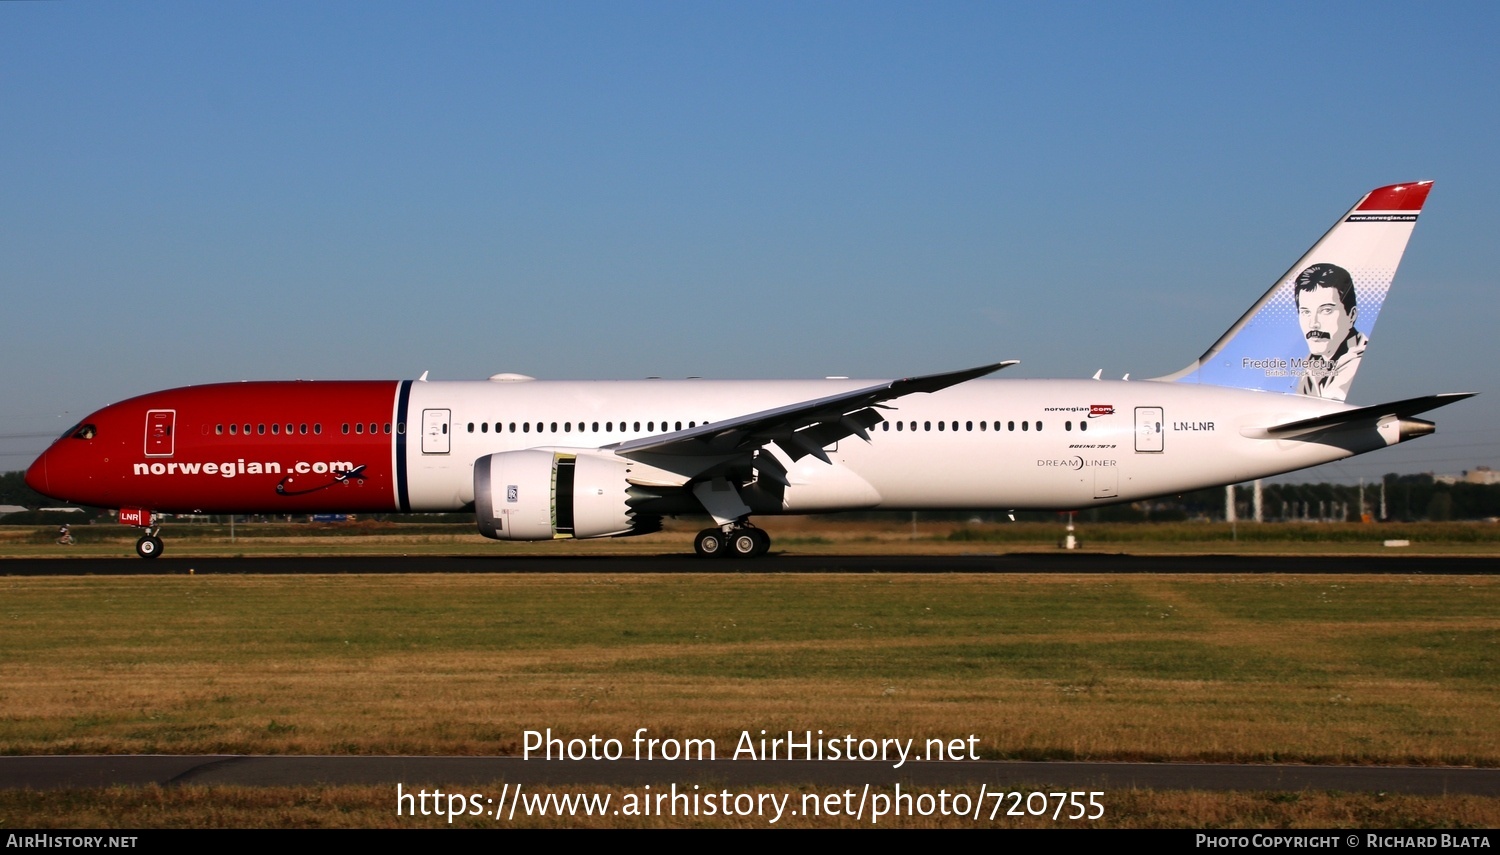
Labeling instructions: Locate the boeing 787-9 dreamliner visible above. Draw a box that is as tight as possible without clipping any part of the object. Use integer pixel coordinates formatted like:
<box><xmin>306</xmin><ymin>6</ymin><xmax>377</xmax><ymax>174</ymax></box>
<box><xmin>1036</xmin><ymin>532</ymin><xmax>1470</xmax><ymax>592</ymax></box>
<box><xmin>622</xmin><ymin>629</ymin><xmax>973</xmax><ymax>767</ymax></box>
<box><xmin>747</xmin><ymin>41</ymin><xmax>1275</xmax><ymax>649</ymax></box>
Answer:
<box><xmin>25</xmin><ymin>182</ymin><xmax>1470</xmax><ymax>558</ymax></box>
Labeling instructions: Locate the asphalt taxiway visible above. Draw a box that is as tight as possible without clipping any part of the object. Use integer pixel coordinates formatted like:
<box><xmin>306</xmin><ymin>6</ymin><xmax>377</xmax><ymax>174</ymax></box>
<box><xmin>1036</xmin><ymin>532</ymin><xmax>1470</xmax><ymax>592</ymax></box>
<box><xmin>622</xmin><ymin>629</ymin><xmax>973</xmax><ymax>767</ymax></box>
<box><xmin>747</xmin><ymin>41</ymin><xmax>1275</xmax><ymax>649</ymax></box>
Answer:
<box><xmin>3</xmin><ymin>755</ymin><xmax>1498</xmax><ymax>795</ymax></box>
<box><xmin>2</xmin><ymin>553</ymin><xmax>1497</xmax><ymax>575</ymax></box>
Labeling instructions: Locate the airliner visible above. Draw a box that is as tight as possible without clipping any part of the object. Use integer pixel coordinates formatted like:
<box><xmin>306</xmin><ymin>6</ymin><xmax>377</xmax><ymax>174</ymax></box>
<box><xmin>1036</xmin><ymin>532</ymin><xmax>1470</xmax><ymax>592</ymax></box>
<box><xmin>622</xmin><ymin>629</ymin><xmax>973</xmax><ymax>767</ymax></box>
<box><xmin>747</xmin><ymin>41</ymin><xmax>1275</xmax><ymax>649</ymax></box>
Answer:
<box><xmin>25</xmin><ymin>182</ymin><xmax>1470</xmax><ymax>559</ymax></box>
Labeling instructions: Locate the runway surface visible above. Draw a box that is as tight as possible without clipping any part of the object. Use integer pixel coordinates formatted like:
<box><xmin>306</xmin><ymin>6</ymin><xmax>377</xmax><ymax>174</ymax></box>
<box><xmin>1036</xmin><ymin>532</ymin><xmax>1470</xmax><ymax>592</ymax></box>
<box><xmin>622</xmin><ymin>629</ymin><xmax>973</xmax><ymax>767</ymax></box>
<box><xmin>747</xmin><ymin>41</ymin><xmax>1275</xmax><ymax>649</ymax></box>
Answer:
<box><xmin>3</xmin><ymin>553</ymin><xmax>1498</xmax><ymax>575</ymax></box>
<box><xmin>3</xmin><ymin>755</ymin><xmax>1498</xmax><ymax>795</ymax></box>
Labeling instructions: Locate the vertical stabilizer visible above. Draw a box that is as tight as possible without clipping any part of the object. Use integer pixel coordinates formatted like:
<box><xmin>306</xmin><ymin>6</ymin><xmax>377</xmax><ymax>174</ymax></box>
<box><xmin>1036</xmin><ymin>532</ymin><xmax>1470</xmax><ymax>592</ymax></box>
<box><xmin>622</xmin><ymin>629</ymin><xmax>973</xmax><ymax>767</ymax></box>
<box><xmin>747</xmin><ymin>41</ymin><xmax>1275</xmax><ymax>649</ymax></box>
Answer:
<box><xmin>1160</xmin><ymin>181</ymin><xmax>1432</xmax><ymax>401</ymax></box>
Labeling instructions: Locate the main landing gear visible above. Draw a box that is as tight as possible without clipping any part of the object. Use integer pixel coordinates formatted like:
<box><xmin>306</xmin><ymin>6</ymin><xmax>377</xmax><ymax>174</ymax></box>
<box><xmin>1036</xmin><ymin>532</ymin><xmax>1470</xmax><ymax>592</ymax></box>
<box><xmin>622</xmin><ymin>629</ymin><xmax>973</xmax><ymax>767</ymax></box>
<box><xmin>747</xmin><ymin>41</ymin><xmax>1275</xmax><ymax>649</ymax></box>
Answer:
<box><xmin>689</xmin><ymin>480</ymin><xmax>769</xmax><ymax>558</ymax></box>
<box><xmin>693</xmin><ymin>525</ymin><xmax>771</xmax><ymax>558</ymax></box>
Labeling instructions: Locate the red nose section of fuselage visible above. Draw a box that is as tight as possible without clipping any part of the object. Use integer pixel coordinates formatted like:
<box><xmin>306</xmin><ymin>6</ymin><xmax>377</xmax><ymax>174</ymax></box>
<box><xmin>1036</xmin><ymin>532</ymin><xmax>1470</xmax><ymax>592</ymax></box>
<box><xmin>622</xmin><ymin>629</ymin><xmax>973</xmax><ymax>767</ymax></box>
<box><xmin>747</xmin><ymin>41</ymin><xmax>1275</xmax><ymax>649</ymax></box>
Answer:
<box><xmin>24</xmin><ymin>450</ymin><xmax>50</xmax><ymax>498</ymax></box>
<box><xmin>24</xmin><ymin>421</ymin><xmax>110</xmax><ymax>506</ymax></box>
<box><xmin>26</xmin><ymin>381</ymin><xmax>406</xmax><ymax>514</ymax></box>
<box><xmin>26</xmin><ymin>438</ymin><xmax>91</xmax><ymax>504</ymax></box>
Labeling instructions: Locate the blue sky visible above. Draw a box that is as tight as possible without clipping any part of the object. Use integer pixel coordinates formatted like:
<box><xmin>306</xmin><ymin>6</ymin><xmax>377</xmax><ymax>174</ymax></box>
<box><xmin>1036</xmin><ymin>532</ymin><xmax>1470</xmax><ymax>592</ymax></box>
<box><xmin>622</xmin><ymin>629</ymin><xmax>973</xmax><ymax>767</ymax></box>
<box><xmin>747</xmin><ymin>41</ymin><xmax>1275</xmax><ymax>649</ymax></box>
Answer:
<box><xmin>3</xmin><ymin>2</ymin><xmax>1496</xmax><ymax>482</ymax></box>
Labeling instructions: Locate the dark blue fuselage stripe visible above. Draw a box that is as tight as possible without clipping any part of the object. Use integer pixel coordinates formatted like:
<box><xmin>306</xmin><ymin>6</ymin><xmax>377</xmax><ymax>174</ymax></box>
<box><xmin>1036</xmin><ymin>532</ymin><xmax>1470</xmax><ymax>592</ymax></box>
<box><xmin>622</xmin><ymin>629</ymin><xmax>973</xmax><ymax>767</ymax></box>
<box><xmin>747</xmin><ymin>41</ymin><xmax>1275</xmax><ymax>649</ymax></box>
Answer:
<box><xmin>395</xmin><ymin>380</ymin><xmax>412</xmax><ymax>512</ymax></box>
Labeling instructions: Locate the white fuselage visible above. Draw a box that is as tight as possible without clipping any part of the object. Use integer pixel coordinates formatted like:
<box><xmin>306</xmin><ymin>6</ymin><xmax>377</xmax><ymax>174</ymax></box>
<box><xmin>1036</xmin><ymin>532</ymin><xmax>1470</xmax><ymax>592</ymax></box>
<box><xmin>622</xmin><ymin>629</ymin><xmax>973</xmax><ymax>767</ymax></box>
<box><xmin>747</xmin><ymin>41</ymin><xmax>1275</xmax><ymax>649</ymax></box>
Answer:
<box><xmin>402</xmin><ymin>376</ymin><xmax>1374</xmax><ymax>513</ymax></box>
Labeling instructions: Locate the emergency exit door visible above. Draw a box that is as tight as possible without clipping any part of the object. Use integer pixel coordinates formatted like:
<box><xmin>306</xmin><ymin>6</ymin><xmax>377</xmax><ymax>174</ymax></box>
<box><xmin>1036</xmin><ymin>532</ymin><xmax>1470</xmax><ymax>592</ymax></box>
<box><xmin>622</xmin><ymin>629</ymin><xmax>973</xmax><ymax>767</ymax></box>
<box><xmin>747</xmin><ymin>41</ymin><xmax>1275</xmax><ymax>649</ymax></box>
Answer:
<box><xmin>421</xmin><ymin>409</ymin><xmax>451</xmax><ymax>454</ymax></box>
<box><xmin>144</xmin><ymin>410</ymin><xmax>176</xmax><ymax>457</ymax></box>
<box><xmin>1135</xmin><ymin>407</ymin><xmax>1164</xmax><ymax>453</ymax></box>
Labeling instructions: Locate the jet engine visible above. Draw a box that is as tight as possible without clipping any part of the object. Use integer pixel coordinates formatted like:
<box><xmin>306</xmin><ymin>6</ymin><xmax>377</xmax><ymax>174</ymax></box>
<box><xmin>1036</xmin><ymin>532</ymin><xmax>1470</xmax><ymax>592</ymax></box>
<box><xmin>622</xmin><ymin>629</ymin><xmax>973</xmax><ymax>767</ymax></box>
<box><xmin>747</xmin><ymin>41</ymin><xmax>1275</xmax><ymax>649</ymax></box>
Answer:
<box><xmin>474</xmin><ymin>450</ymin><xmax>657</xmax><ymax>540</ymax></box>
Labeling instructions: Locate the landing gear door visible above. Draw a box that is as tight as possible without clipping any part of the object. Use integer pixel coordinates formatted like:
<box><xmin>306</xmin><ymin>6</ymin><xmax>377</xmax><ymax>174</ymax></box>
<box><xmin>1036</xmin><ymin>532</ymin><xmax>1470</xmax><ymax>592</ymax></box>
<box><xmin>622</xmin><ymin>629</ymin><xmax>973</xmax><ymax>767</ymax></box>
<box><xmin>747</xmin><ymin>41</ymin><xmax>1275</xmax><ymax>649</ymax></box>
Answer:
<box><xmin>145</xmin><ymin>410</ymin><xmax>176</xmax><ymax>457</ymax></box>
<box><xmin>1094</xmin><ymin>467</ymin><xmax>1119</xmax><ymax>499</ymax></box>
<box><xmin>1135</xmin><ymin>407</ymin><xmax>1164</xmax><ymax>453</ymax></box>
<box><xmin>421</xmin><ymin>409</ymin><xmax>451</xmax><ymax>454</ymax></box>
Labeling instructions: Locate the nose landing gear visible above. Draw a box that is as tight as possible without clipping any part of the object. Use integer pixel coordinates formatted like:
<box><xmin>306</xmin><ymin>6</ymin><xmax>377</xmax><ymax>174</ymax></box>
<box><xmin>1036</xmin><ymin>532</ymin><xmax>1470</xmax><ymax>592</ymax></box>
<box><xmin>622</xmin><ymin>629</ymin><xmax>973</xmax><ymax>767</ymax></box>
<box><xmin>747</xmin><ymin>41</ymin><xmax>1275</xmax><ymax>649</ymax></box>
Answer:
<box><xmin>135</xmin><ymin>529</ymin><xmax>164</xmax><ymax>559</ymax></box>
<box><xmin>119</xmin><ymin>508</ymin><xmax>163</xmax><ymax>559</ymax></box>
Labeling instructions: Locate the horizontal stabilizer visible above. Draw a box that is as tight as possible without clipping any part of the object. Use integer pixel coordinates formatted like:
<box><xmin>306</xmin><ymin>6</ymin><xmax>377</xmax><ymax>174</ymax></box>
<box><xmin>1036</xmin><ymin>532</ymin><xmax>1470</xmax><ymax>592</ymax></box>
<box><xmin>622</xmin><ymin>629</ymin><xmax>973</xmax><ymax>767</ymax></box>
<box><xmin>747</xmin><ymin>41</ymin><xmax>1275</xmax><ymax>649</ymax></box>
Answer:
<box><xmin>1241</xmin><ymin>393</ymin><xmax>1474</xmax><ymax>439</ymax></box>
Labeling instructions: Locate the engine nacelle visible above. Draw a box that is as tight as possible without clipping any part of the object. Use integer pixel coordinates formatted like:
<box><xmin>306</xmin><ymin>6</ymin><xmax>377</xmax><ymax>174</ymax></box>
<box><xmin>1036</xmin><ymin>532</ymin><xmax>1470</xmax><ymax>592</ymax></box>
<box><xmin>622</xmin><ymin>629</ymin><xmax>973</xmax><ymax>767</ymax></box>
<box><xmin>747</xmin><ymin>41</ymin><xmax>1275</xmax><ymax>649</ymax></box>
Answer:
<box><xmin>474</xmin><ymin>450</ymin><xmax>645</xmax><ymax>540</ymax></box>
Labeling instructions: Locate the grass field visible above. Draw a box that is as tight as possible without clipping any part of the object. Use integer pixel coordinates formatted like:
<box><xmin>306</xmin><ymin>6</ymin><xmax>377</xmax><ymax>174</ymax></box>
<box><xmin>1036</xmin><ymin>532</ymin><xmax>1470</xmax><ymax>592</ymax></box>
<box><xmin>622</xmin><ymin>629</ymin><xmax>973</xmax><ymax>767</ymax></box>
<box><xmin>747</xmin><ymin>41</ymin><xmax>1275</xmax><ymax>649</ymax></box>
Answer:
<box><xmin>1</xmin><ymin>553</ymin><xmax>1497</xmax><ymax>827</ymax></box>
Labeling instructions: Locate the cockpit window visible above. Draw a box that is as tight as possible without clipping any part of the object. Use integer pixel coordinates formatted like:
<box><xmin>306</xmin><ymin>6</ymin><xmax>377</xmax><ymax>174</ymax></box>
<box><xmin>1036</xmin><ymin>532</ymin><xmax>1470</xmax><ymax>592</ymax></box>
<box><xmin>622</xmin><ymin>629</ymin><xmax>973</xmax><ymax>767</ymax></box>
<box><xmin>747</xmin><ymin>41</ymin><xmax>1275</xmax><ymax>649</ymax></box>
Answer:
<box><xmin>70</xmin><ymin>424</ymin><xmax>97</xmax><ymax>440</ymax></box>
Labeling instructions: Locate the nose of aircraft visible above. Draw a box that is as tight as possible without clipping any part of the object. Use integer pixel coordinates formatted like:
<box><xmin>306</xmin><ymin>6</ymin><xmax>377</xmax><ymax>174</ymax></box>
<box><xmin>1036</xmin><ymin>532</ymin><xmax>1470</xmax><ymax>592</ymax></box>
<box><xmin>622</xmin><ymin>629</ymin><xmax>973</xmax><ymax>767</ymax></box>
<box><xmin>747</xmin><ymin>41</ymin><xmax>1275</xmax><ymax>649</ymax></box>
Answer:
<box><xmin>25</xmin><ymin>449</ymin><xmax>51</xmax><ymax>498</ymax></box>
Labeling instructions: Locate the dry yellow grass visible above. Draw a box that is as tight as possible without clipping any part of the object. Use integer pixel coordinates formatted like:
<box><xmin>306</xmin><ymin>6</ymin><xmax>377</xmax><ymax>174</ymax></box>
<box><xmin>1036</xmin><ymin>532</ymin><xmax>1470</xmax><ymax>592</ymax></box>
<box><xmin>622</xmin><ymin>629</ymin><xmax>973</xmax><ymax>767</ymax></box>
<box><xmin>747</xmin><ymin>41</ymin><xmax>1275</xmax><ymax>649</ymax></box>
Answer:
<box><xmin>2</xmin><ymin>567</ymin><xmax>1496</xmax><ymax>827</ymax></box>
<box><xmin>1</xmin><ymin>573</ymin><xmax>1495</xmax><ymax>766</ymax></box>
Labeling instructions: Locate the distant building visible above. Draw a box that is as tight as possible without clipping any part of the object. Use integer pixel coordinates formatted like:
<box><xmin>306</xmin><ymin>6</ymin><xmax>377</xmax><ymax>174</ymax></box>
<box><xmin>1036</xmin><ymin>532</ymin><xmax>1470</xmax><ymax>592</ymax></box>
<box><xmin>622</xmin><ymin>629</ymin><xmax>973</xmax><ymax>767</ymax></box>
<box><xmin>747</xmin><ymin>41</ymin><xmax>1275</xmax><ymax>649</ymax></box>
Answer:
<box><xmin>1433</xmin><ymin>466</ymin><xmax>1500</xmax><ymax>486</ymax></box>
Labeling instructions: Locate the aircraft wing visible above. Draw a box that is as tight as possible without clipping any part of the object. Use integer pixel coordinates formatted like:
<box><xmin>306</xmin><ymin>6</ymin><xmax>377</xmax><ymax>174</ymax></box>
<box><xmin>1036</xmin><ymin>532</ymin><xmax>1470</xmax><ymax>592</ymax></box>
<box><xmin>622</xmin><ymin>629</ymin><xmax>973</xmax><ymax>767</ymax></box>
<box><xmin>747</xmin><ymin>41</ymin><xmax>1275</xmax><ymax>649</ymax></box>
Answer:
<box><xmin>606</xmin><ymin>362</ymin><xmax>1016</xmax><ymax>475</ymax></box>
<box><xmin>1241</xmin><ymin>392</ymin><xmax>1475</xmax><ymax>439</ymax></box>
